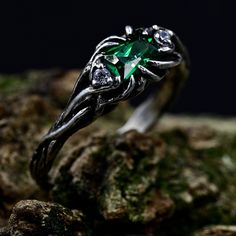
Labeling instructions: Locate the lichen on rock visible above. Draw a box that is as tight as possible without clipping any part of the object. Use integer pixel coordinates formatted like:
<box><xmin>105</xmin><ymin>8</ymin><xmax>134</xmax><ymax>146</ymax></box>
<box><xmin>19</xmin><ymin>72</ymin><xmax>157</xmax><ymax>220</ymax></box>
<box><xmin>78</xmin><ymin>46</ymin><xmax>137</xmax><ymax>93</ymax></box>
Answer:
<box><xmin>0</xmin><ymin>71</ymin><xmax>236</xmax><ymax>235</ymax></box>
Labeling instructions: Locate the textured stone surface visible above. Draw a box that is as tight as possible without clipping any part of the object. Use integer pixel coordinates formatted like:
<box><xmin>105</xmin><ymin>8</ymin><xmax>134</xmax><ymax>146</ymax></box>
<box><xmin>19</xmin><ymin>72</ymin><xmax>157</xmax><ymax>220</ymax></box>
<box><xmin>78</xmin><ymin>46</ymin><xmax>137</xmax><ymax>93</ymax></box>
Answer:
<box><xmin>0</xmin><ymin>71</ymin><xmax>236</xmax><ymax>235</ymax></box>
<box><xmin>0</xmin><ymin>95</ymin><xmax>56</xmax><ymax>228</ymax></box>
<box><xmin>0</xmin><ymin>200</ymin><xmax>88</xmax><ymax>236</ymax></box>
<box><xmin>52</xmin><ymin>131</ymin><xmax>174</xmax><ymax>225</ymax></box>
<box><xmin>50</xmin><ymin>127</ymin><xmax>236</xmax><ymax>235</ymax></box>
<box><xmin>194</xmin><ymin>226</ymin><xmax>236</xmax><ymax>236</ymax></box>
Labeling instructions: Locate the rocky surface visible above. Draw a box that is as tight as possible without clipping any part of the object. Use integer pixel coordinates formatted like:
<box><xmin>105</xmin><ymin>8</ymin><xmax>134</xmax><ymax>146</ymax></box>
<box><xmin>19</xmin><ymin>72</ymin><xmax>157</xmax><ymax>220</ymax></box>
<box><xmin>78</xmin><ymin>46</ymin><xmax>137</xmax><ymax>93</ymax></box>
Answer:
<box><xmin>0</xmin><ymin>71</ymin><xmax>236</xmax><ymax>235</ymax></box>
<box><xmin>194</xmin><ymin>226</ymin><xmax>236</xmax><ymax>236</ymax></box>
<box><xmin>0</xmin><ymin>200</ymin><xmax>88</xmax><ymax>236</ymax></box>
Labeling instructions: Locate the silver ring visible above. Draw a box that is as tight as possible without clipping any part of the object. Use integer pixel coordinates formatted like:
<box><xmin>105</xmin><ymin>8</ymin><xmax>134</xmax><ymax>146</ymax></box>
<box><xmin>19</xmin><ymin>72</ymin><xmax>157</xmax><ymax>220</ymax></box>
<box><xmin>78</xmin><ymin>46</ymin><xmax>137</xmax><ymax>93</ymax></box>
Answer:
<box><xmin>30</xmin><ymin>25</ymin><xmax>190</xmax><ymax>189</ymax></box>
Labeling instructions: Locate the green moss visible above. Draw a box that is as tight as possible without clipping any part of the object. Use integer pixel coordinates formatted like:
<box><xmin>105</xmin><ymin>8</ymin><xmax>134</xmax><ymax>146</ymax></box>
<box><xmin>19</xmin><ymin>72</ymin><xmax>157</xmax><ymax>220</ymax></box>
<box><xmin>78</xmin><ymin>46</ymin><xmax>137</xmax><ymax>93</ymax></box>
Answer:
<box><xmin>44</xmin><ymin>206</ymin><xmax>90</xmax><ymax>236</ymax></box>
<box><xmin>155</xmin><ymin>131</ymin><xmax>236</xmax><ymax>235</ymax></box>
<box><xmin>93</xmin><ymin>143</ymin><xmax>113</xmax><ymax>161</ymax></box>
<box><xmin>159</xmin><ymin>129</ymin><xmax>189</xmax><ymax>147</ymax></box>
<box><xmin>51</xmin><ymin>128</ymin><xmax>236</xmax><ymax>234</ymax></box>
<box><xmin>0</xmin><ymin>75</ymin><xmax>31</xmax><ymax>95</ymax></box>
<box><xmin>52</xmin><ymin>167</ymin><xmax>77</xmax><ymax>208</ymax></box>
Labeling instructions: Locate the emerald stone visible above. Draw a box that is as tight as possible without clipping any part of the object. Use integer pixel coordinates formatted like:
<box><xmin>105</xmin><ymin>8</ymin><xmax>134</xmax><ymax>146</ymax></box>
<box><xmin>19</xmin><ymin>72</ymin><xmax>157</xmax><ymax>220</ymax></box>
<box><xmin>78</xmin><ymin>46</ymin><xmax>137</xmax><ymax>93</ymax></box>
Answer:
<box><xmin>104</xmin><ymin>38</ymin><xmax>159</xmax><ymax>80</ymax></box>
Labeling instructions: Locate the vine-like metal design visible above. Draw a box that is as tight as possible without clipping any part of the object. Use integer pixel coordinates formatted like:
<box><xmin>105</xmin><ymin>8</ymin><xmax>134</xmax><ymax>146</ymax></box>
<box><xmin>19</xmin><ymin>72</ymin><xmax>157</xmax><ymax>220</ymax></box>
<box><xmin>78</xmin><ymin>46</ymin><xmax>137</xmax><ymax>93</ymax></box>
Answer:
<box><xmin>30</xmin><ymin>25</ymin><xmax>189</xmax><ymax>189</ymax></box>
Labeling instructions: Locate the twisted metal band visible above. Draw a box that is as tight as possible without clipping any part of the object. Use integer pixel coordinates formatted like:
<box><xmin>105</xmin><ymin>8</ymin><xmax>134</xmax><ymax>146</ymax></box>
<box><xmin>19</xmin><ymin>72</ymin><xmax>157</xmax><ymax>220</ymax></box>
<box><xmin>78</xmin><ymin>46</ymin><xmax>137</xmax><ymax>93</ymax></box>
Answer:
<box><xmin>30</xmin><ymin>25</ymin><xmax>190</xmax><ymax>189</ymax></box>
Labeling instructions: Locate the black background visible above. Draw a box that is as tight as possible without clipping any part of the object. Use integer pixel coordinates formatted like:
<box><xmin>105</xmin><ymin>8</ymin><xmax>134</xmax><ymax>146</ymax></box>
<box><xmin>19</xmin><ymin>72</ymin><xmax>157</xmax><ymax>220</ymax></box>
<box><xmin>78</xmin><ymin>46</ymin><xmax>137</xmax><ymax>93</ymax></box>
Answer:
<box><xmin>0</xmin><ymin>0</ymin><xmax>235</xmax><ymax>114</ymax></box>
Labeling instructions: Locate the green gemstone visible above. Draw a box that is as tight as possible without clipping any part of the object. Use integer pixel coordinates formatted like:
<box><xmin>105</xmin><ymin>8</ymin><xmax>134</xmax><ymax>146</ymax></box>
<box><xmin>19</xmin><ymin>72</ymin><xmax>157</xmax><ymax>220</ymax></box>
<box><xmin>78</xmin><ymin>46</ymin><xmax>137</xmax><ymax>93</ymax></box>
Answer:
<box><xmin>104</xmin><ymin>38</ymin><xmax>158</xmax><ymax>80</ymax></box>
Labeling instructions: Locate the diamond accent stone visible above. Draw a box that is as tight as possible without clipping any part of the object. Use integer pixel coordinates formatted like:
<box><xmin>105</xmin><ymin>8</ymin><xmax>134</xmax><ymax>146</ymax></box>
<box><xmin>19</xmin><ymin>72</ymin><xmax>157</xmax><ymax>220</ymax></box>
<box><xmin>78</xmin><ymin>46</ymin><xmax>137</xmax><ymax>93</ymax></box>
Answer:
<box><xmin>154</xmin><ymin>30</ymin><xmax>171</xmax><ymax>45</ymax></box>
<box><xmin>92</xmin><ymin>68</ymin><xmax>112</xmax><ymax>87</ymax></box>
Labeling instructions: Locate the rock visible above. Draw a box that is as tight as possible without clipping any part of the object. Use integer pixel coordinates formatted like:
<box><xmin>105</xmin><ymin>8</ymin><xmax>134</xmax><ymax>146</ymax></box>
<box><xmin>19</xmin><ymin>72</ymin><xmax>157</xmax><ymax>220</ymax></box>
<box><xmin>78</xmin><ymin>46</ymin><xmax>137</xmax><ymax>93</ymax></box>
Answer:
<box><xmin>52</xmin><ymin>126</ymin><xmax>236</xmax><ymax>235</ymax></box>
<box><xmin>49</xmin><ymin>70</ymin><xmax>79</xmax><ymax>105</ymax></box>
<box><xmin>0</xmin><ymin>70</ymin><xmax>78</xmax><ymax>107</ymax></box>
<box><xmin>0</xmin><ymin>200</ymin><xmax>88</xmax><ymax>236</ymax></box>
<box><xmin>1</xmin><ymin>70</ymin><xmax>236</xmax><ymax>235</ymax></box>
<box><xmin>194</xmin><ymin>225</ymin><xmax>236</xmax><ymax>236</ymax></box>
<box><xmin>0</xmin><ymin>95</ymin><xmax>58</xmax><ymax>226</ymax></box>
<box><xmin>52</xmin><ymin>131</ymin><xmax>174</xmax><ymax>225</ymax></box>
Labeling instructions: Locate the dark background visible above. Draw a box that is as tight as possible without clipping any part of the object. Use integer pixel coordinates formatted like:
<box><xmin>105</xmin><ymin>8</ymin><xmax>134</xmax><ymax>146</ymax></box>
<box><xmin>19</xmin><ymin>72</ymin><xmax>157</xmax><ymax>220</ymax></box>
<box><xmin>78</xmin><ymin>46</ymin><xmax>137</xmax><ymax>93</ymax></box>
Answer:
<box><xmin>0</xmin><ymin>0</ymin><xmax>235</xmax><ymax>114</ymax></box>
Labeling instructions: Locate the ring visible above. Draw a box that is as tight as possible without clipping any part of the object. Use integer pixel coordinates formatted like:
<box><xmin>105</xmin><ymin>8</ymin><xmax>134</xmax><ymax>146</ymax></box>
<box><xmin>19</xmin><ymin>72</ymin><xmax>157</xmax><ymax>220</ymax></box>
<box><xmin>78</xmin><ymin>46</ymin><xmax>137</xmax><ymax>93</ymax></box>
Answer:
<box><xmin>30</xmin><ymin>25</ymin><xmax>190</xmax><ymax>189</ymax></box>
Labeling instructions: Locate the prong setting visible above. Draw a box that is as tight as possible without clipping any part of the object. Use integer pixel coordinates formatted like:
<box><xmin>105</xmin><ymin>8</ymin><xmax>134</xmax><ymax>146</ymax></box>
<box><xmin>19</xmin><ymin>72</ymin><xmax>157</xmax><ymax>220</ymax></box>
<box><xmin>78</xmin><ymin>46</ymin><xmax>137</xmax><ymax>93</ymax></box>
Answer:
<box><xmin>152</xmin><ymin>25</ymin><xmax>159</xmax><ymax>30</ymax></box>
<box><xmin>89</xmin><ymin>25</ymin><xmax>182</xmax><ymax>94</ymax></box>
<box><xmin>30</xmin><ymin>25</ymin><xmax>188</xmax><ymax>190</ymax></box>
<box><xmin>154</xmin><ymin>29</ymin><xmax>175</xmax><ymax>52</ymax></box>
<box><xmin>125</xmin><ymin>25</ymin><xmax>133</xmax><ymax>36</ymax></box>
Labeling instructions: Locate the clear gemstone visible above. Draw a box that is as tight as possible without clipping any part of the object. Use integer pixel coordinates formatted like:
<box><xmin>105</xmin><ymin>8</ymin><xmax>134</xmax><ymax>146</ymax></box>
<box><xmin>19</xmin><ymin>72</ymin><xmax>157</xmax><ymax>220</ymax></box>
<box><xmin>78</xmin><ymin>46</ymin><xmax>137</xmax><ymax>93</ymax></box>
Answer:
<box><xmin>154</xmin><ymin>30</ymin><xmax>171</xmax><ymax>44</ymax></box>
<box><xmin>92</xmin><ymin>68</ymin><xmax>112</xmax><ymax>87</ymax></box>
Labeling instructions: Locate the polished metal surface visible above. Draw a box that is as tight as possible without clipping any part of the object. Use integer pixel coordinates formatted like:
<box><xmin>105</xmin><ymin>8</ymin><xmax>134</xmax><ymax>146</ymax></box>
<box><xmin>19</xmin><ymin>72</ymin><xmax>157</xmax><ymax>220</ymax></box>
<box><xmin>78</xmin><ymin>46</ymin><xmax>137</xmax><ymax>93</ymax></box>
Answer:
<box><xmin>30</xmin><ymin>25</ymin><xmax>190</xmax><ymax>189</ymax></box>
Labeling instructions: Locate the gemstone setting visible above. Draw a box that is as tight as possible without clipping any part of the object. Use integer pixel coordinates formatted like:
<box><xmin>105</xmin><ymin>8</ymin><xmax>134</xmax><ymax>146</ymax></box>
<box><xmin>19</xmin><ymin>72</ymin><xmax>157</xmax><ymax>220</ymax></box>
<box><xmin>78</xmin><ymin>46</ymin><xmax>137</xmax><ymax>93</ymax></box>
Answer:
<box><xmin>153</xmin><ymin>29</ymin><xmax>174</xmax><ymax>53</ymax></box>
<box><xmin>103</xmin><ymin>38</ymin><xmax>160</xmax><ymax>80</ymax></box>
<box><xmin>92</xmin><ymin>68</ymin><xmax>112</xmax><ymax>87</ymax></box>
<box><xmin>154</xmin><ymin>30</ymin><xmax>171</xmax><ymax>45</ymax></box>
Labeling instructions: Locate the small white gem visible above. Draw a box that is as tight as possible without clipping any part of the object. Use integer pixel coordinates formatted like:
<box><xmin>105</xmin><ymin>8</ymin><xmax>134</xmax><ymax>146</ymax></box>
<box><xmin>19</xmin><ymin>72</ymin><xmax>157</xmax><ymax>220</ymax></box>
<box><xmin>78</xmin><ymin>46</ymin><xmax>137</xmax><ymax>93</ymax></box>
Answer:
<box><xmin>92</xmin><ymin>68</ymin><xmax>112</xmax><ymax>87</ymax></box>
<box><xmin>154</xmin><ymin>30</ymin><xmax>171</xmax><ymax>45</ymax></box>
<box><xmin>160</xmin><ymin>30</ymin><xmax>171</xmax><ymax>41</ymax></box>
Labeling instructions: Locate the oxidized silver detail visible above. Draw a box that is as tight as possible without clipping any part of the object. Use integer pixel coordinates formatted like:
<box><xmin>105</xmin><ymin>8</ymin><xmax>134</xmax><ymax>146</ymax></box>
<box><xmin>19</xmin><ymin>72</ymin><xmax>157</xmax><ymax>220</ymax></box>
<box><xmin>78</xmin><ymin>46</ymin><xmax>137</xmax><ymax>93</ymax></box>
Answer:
<box><xmin>30</xmin><ymin>25</ymin><xmax>189</xmax><ymax>189</ymax></box>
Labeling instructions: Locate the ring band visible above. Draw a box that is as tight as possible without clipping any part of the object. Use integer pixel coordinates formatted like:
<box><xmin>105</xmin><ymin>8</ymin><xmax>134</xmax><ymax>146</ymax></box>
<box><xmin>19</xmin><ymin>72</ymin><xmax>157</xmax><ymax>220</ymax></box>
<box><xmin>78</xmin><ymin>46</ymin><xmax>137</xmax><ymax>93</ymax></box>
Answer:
<box><xmin>30</xmin><ymin>25</ymin><xmax>190</xmax><ymax>189</ymax></box>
